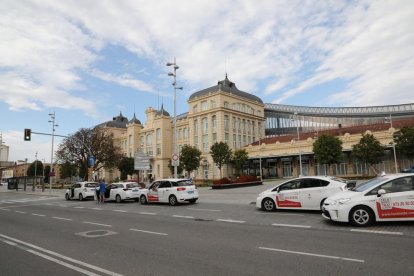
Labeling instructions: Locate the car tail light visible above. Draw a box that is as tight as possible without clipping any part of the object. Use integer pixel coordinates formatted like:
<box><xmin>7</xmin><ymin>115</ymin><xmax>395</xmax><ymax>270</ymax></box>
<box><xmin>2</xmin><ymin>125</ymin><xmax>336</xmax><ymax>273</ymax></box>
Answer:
<box><xmin>177</xmin><ymin>187</ymin><xmax>186</xmax><ymax>191</ymax></box>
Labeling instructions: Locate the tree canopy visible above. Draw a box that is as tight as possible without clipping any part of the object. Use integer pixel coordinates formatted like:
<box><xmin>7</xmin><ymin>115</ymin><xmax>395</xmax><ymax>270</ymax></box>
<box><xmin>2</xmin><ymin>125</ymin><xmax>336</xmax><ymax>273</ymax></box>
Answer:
<box><xmin>394</xmin><ymin>126</ymin><xmax>414</xmax><ymax>159</ymax></box>
<box><xmin>118</xmin><ymin>157</ymin><xmax>135</xmax><ymax>180</ymax></box>
<box><xmin>313</xmin><ymin>134</ymin><xmax>343</xmax><ymax>164</ymax></box>
<box><xmin>232</xmin><ymin>149</ymin><xmax>249</xmax><ymax>175</ymax></box>
<box><xmin>210</xmin><ymin>142</ymin><xmax>232</xmax><ymax>179</ymax></box>
<box><xmin>352</xmin><ymin>133</ymin><xmax>385</xmax><ymax>168</ymax></box>
<box><xmin>179</xmin><ymin>144</ymin><xmax>201</xmax><ymax>176</ymax></box>
<box><xmin>26</xmin><ymin>160</ymin><xmax>44</xmax><ymax>177</ymax></box>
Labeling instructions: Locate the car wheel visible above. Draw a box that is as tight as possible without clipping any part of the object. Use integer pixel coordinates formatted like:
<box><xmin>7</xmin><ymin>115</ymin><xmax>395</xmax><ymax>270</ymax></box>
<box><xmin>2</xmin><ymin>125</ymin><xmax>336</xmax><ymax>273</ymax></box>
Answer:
<box><xmin>349</xmin><ymin>206</ymin><xmax>375</xmax><ymax>227</ymax></box>
<box><xmin>169</xmin><ymin>195</ymin><xmax>178</xmax><ymax>206</ymax></box>
<box><xmin>140</xmin><ymin>195</ymin><xmax>148</xmax><ymax>205</ymax></box>
<box><xmin>79</xmin><ymin>194</ymin><xmax>83</xmax><ymax>201</ymax></box>
<box><xmin>189</xmin><ymin>199</ymin><xmax>197</xmax><ymax>204</ymax></box>
<box><xmin>65</xmin><ymin>193</ymin><xmax>70</xmax><ymax>200</ymax></box>
<box><xmin>116</xmin><ymin>195</ymin><xmax>122</xmax><ymax>203</ymax></box>
<box><xmin>261</xmin><ymin>198</ymin><xmax>276</xmax><ymax>212</ymax></box>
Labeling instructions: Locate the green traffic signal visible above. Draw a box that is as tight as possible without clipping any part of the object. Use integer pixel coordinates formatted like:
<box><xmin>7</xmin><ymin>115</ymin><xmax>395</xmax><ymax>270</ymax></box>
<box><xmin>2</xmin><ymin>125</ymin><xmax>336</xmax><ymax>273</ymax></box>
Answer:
<box><xmin>24</xmin><ymin>128</ymin><xmax>31</xmax><ymax>141</ymax></box>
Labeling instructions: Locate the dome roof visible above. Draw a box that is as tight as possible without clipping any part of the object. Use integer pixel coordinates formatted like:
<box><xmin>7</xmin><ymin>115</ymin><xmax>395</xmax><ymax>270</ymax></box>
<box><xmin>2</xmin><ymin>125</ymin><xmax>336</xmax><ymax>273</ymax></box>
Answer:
<box><xmin>128</xmin><ymin>113</ymin><xmax>141</xmax><ymax>125</ymax></box>
<box><xmin>96</xmin><ymin>112</ymin><xmax>129</xmax><ymax>129</ymax></box>
<box><xmin>189</xmin><ymin>74</ymin><xmax>263</xmax><ymax>104</ymax></box>
<box><xmin>156</xmin><ymin>104</ymin><xmax>170</xmax><ymax>117</ymax></box>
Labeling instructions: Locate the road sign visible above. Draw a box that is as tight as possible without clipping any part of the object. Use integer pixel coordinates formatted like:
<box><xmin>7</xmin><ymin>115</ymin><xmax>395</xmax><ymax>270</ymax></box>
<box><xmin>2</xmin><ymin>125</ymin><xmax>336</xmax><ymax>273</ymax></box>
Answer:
<box><xmin>134</xmin><ymin>151</ymin><xmax>151</xmax><ymax>170</ymax></box>
<box><xmin>88</xmin><ymin>156</ymin><xmax>96</xmax><ymax>167</ymax></box>
<box><xmin>172</xmin><ymin>154</ymin><xmax>179</xmax><ymax>166</ymax></box>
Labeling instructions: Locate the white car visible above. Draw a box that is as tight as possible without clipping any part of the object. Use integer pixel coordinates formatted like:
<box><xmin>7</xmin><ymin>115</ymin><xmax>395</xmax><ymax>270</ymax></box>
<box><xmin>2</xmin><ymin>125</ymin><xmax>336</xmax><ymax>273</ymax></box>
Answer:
<box><xmin>139</xmin><ymin>178</ymin><xmax>199</xmax><ymax>206</ymax></box>
<box><xmin>256</xmin><ymin>176</ymin><xmax>348</xmax><ymax>211</ymax></box>
<box><xmin>322</xmin><ymin>173</ymin><xmax>414</xmax><ymax>227</ymax></box>
<box><xmin>102</xmin><ymin>182</ymin><xmax>141</xmax><ymax>203</ymax></box>
<box><xmin>65</xmin><ymin>182</ymin><xmax>98</xmax><ymax>201</ymax></box>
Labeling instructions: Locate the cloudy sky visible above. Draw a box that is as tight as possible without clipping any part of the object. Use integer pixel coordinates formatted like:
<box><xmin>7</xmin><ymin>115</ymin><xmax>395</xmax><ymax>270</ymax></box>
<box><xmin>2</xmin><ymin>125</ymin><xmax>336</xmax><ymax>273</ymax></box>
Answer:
<box><xmin>1</xmin><ymin>0</ymin><xmax>413</xmax><ymax>163</ymax></box>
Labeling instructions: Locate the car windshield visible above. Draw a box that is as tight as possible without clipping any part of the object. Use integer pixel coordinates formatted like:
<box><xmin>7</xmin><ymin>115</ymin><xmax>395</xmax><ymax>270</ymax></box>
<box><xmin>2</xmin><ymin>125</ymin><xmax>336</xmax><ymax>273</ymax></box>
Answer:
<box><xmin>174</xmin><ymin>180</ymin><xmax>193</xmax><ymax>186</ymax></box>
<box><xmin>354</xmin><ymin>177</ymin><xmax>389</xmax><ymax>192</ymax></box>
<box><xmin>85</xmin><ymin>183</ymin><xmax>97</xmax><ymax>188</ymax></box>
<box><xmin>126</xmin><ymin>183</ymin><xmax>139</xmax><ymax>188</ymax></box>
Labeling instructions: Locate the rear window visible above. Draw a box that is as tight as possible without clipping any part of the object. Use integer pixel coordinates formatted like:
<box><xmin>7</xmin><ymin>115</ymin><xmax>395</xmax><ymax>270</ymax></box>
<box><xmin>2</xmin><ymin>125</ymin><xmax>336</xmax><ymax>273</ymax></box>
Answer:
<box><xmin>172</xmin><ymin>180</ymin><xmax>193</xmax><ymax>187</ymax></box>
<box><xmin>85</xmin><ymin>183</ymin><xmax>97</xmax><ymax>188</ymax></box>
<box><xmin>126</xmin><ymin>183</ymin><xmax>139</xmax><ymax>188</ymax></box>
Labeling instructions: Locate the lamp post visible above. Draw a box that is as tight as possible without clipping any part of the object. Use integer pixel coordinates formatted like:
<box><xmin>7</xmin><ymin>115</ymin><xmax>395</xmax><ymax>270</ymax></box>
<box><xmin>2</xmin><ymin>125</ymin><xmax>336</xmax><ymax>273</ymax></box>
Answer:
<box><xmin>48</xmin><ymin>112</ymin><xmax>58</xmax><ymax>193</ymax></box>
<box><xmin>42</xmin><ymin>158</ymin><xmax>45</xmax><ymax>192</ymax></box>
<box><xmin>294</xmin><ymin>112</ymin><xmax>303</xmax><ymax>177</ymax></box>
<box><xmin>34</xmin><ymin>151</ymin><xmax>37</xmax><ymax>191</ymax></box>
<box><xmin>259</xmin><ymin>131</ymin><xmax>262</xmax><ymax>182</ymax></box>
<box><xmin>385</xmin><ymin>114</ymin><xmax>398</xmax><ymax>173</ymax></box>
<box><xmin>167</xmin><ymin>58</ymin><xmax>183</xmax><ymax>179</ymax></box>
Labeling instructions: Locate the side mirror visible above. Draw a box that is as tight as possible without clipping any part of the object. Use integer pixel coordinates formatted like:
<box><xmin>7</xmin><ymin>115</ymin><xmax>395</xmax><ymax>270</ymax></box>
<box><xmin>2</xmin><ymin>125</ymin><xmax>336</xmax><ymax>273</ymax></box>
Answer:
<box><xmin>377</xmin><ymin>189</ymin><xmax>386</xmax><ymax>197</ymax></box>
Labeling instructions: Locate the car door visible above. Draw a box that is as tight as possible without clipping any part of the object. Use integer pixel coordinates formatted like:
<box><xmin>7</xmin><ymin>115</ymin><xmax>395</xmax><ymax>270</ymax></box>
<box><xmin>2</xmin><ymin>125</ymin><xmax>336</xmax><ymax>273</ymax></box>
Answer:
<box><xmin>373</xmin><ymin>176</ymin><xmax>414</xmax><ymax>221</ymax></box>
<box><xmin>299</xmin><ymin>178</ymin><xmax>328</xmax><ymax>209</ymax></box>
<box><xmin>276</xmin><ymin>179</ymin><xmax>302</xmax><ymax>209</ymax></box>
<box><xmin>158</xmin><ymin>181</ymin><xmax>172</xmax><ymax>202</ymax></box>
<box><xmin>110</xmin><ymin>184</ymin><xmax>122</xmax><ymax>200</ymax></box>
<box><xmin>70</xmin><ymin>184</ymin><xmax>77</xmax><ymax>198</ymax></box>
<box><xmin>74</xmin><ymin>183</ymin><xmax>82</xmax><ymax>198</ymax></box>
<box><xmin>148</xmin><ymin>182</ymin><xmax>160</xmax><ymax>202</ymax></box>
<box><xmin>105</xmin><ymin>184</ymin><xmax>114</xmax><ymax>199</ymax></box>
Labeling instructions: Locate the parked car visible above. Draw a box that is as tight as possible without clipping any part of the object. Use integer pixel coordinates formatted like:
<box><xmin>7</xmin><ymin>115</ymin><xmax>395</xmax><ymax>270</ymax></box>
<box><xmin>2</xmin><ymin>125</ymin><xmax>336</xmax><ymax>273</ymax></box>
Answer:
<box><xmin>401</xmin><ymin>166</ymin><xmax>414</xmax><ymax>173</ymax></box>
<box><xmin>65</xmin><ymin>182</ymin><xmax>98</xmax><ymax>201</ymax></box>
<box><xmin>139</xmin><ymin>178</ymin><xmax>198</xmax><ymax>206</ymax></box>
<box><xmin>256</xmin><ymin>176</ymin><xmax>348</xmax><ymax>212</ymax></box>
<box><xmin>101</xmin><ymin>182</ymin><xmax>141</xmax><ymax>203</ymax></box>
<box><xmin>322</xmin><ymin>173</ymin><xmax>414</xmax><ymax>226</ymax></box>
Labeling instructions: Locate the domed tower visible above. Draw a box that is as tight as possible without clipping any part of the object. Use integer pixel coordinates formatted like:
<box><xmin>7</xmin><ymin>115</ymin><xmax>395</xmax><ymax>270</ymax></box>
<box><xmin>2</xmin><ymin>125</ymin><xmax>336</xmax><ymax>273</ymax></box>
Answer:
<box><xmin>126</xmin><ymin>113</ymin><xmax>143</xmax><ymax>158</ymax></box>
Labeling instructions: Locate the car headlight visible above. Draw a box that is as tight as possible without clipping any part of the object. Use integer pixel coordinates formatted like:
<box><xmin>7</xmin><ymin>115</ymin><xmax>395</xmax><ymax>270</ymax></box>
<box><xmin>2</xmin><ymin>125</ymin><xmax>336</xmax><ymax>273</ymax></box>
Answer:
<box><xmin>331</xmin><ymin>198</ymin><xmax>351</xmax><ymax>205</ymax></box>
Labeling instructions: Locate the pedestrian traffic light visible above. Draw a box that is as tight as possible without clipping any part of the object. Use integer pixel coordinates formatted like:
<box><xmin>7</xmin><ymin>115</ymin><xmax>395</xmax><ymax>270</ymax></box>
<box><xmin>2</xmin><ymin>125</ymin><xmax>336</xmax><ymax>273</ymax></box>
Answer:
<box><xmin>24</xmin><ymin>128</ymin><xmax>31</xmax><ymax>141</ymax></box>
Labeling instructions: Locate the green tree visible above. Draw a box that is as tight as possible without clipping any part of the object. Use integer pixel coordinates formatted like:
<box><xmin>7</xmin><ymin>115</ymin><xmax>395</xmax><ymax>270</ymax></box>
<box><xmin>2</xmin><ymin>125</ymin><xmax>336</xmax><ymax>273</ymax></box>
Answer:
<box><xmin>59</xmin><ymin>162</ymin><xmax>78</xmax><ymax>179</ymax></box>
<box><xmin>56</xmin><ymin>127</ymin><xmax>124</xmax><ymax>180</ymax></box>
<box><xmin>352</xmin><ymin>133</ymin><xmax>385</xmax><ymax>173</ymax></box>
<box><xmin>167</xmin><ymin>160</ymin><xmax>184</xmax><ymax>176</ymax></box>
<box><xmin>179</xmin><ymin>145</ymin><xmax>202</xmax><ymax>176</ymax></box>
<box><xmin>210</xmin><ymin>142</ymin><xmax>232</xmax><ymax>179</ymax></box>
<box><xmin>26</xmin><ymin>161</ymin><xmax>44</xmax><ymax>177</ymax></box>
<box><xmin>118</xmin><ymin>157</ymin><xmax>135</xmax><ymax>180</ymax></box>
<box><xmin>313</xmin><ymin>134</ymin><xmax>343</xmax><ymax>173</ymax></box>
<box><xmin>394</xmin><ymin>126</ymin><xmax>414</xmax><ymax>159</ymax></box>
<box><xmin>232</xmin><ymin>149</ymin><xmax>249</xmax><ymax>176</ymax></box>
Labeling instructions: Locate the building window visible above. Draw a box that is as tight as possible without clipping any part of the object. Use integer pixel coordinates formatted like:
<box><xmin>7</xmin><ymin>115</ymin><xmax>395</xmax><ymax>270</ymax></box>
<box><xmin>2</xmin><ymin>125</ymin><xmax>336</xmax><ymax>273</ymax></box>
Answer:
<box><xmin>242</xmin><ymin>119</ymin><xmax>246</xmax><ymax>134</ymax></box>
<box><xmin>178</xmin><ymin>129</ymin><xmax>182</xmax><ymax>139</ymax></box>
<box><xmin>194</xmin><ymin>119</ymin><xmax>198</xmax><ymax>149</ymax></box>
<box><xmin>201</xmin><ymin>100</ymin><xmax>208</xmax><ymax>111</ymax></box>
<box><xmin>224</xmin><ymin>101</ymin><xmax>229</xmax><ymax>108</ymax></box>
<box><xmin>233</xmin><ymin>134</ymin><xmax>237</xmax><ymax>148</ymax></box>
<box><xmin>243</xmin><ymin>135</ymin><xmax>246</xmax><ymax>146</ymax></box>
<box><xmin>193</xmin><ymin>105</ymin><xmax>198</xmax><ymax>113</ymax></box>
<box><xmin>210</xmin><ymin>100</ymin><xmax>216</xmax><ymax>109</ymax></box>
<box><xmin>202</xmin><ymin>117</ymin><xmax>208</xmax><ymax>134</ymax></box>
<box><xmin>202</xmin><ymin>134</ymin><xmax>209</xmax><ymax>152</ymax></box>
<box><xmin>211</xmin><ymin>115</ymin><xmax>217</xmax><ymax>133</ymax></box>
<box><xmin>146</xmin><ymin>134</ymin><xmax>153</xmax><ymax>156</ymax></box>
<box><xmin>232</xmin><ymin>116</ymin><xmax>236</xmax><ymax>132</ymax></box>
<box><xmin>156</xmin><ymin>128</ymin><xmax>161</xmax><ymax>141</ymax></box>
<box><xmin>225</xmin><ymin>133</ymin><xmax>229</xmax><ymax>144</ymax></box>
<box><xmin>194</xmin><ymin>136</ymin><xmax>199</xmax><ymax>149</ymax></box>
<box><xmin>212</xmin><ymin>133</ymin><xmax>217</xmax><ymax>144</ymax></box>
<box><xmin>156</xmin><ymin>144</ymin><xmax>161</xmax><ymax>155</ymax></box>
<box><xmin>224</xmin><ymin>115</ymin><xmax>229</xmax><ymax>131</ymax></box>
<box><xmin>128</xmin><ymin>135</ymin><xmax>132</xmax><ymax>147</ymax></box>
<box><xmin>238</xmin><ymin>118</ymin><xmax>241</xmax><ymax>133</ymax></box>
<box><xmin>238</xmin><ymin>134</ymin><xmax>242</xmax><ymax>148</ymax></box>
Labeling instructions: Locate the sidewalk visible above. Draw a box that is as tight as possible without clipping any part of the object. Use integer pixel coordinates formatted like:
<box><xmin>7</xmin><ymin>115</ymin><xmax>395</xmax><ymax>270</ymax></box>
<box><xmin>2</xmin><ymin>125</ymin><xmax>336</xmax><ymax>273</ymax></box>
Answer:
<box><xmin>0</xmin><ymin>185</ymin><xmax>65</xmax><ymax>197</ymax></box>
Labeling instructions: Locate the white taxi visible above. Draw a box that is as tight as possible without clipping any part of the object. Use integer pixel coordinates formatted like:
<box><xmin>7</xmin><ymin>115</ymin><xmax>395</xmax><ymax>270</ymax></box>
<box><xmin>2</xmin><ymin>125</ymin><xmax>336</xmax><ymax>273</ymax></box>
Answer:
<box><xmin>322</xmin><ymin>173</ymin><xmax>414</xmax><ymax>226</ymax></box>
<box><xmin>256</xmin><ymin>176</ymin><xmax>348</xmax><ymax>211</ymax></box>
<box><xmin>102</xmin><ymin>182</ymin><xmax>141</xmax><ymax>203</ymax></box>
<box><xmin>65</xmin><ymin>182</ymin><xmax>98</xmax><ymax>201</ymax></box>
<box><xmin>139</xmin><ymin>178</ymin><xmax>198</xmax><ymax>206</ymax></box>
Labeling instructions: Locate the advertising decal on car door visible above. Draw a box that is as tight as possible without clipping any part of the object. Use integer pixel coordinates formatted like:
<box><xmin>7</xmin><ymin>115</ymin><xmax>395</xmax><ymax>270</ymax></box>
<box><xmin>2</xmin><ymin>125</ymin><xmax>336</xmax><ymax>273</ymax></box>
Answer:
<box><xmin>276</xmin><ymin>194</ymin><xmax>302</xmax><ymax>208</ymax></box>
<box><xmin>376</xmin><ymin>199</ymin><xmax>414</xmax><ymax>219</ymax></box>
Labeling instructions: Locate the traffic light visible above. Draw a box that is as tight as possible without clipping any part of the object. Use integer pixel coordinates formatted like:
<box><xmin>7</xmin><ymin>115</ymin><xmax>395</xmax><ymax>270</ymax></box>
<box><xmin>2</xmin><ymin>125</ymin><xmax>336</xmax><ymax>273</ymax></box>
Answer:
<box><xmin>24</xmin><ymin>128</ymin><xmax>31</xmax><ymax>141</ymax></box>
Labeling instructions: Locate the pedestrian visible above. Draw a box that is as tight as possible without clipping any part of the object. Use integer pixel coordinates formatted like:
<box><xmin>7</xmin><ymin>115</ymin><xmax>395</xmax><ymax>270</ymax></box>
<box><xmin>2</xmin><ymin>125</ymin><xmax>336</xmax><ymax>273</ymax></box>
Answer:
<box><xmin>98</xmin><ymin>179</ymin><xmax>106</xmax><ymax>203</ymax></box>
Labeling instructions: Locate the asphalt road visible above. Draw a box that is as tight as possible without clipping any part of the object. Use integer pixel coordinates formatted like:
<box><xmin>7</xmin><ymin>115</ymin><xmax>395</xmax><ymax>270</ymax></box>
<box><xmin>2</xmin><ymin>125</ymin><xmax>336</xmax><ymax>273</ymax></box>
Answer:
<box><xmin>1</xmin><ymin>189</ymin><xmax>414</xmax><ymax>275</ymax></box>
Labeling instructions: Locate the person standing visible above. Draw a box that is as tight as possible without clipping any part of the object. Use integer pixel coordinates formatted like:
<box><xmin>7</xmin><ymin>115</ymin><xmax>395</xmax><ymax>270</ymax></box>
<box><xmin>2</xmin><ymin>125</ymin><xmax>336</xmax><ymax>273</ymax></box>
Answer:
<box><xmin>98</xmin><ymin>179</ymin><xmax>106</xmax><ymax>203</ymax></box>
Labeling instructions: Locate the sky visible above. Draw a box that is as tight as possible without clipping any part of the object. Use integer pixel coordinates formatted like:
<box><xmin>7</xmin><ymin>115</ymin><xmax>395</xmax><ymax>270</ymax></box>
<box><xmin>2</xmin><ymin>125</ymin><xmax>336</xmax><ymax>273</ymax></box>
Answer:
<box><xmin>1</xmin><ymin>0</ymin><xmax>413</xmax><ymax>163</ymax></box>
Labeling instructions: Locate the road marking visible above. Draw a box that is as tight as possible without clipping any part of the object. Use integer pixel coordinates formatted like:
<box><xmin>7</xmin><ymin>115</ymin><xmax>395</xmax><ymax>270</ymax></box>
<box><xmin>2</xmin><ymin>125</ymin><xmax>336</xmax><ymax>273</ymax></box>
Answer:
<box><xmin>217</xmin><ymin>219</ymin><xmax>246</xmax><ymax>224</ymax></box>
<box><xmin>83</xmin><ymin>221</ymin><xmax>112</xmax><ymax>227</ymax></box>
<box><xmin>32</xmin><ymin>213</ymin><xmax>46</xmax><ymax>217</ymax></box>
<box><xmin>139</xmin><ymin>212</ymin><xmax>157</xmax><ymax>215</ymax></box>
<box><xmin>129</xmin><ymin>228</ymin><xmax>168</xmax><ymax>236</ymax></box>
<box><xmin>52</xmin><ymin>217</ymin><xmax>72</xmax><ymax>221</ymax></box>
<box><xmin>255</xmin><ymin>212</ymin><xmax>305</xmax><ymax>217</ymax></box>
<box><xmin>74</xmin><ymin>206</ymin><xmax>85</xmax><ymax>209</ymax></box>
<box><xmin>113</xmin><ymin>209</ymin><xmax>127</xmax><ymax>213</ymax></box>
<box><xmin>0</xmin><ymin>233</ymin><xmax>123</xmax><ymax>276</ymax></box>
<box><xmin>187</xmin><ymin>208</ymin><xmax>222</xmax><ymax>212</ymax></box>
<box><xmin>92</xmin><ymin>208</ymin><xmax>102</xmax><ymax>210</ymax></box>
<box><xmin>14</xmin><ymin>211</ymin><xmax>26</xmax><ymax>214</ymax></box>
<box><xmin>350</xmin><ymin>229</ymin><xmax>403</xmax><ymax>235</ymax></box>
<box><xmin>0</xmin><ymin>209</ymin><xmax>10</xmax><ymax>211</ymax></box>
<box><xmin>258</xmin><ymin>247</ymin><xmax>365</xmax><ymax>263</ymax></box>
<box><xmin>173</xmin><ymin>215</ymin><xmax>195</xmax><ymax>219</ymax></box>
<box><xmin>272</xmin><ymin>223</ymin><xmax>311</xmax><ymax>229</ymax></box>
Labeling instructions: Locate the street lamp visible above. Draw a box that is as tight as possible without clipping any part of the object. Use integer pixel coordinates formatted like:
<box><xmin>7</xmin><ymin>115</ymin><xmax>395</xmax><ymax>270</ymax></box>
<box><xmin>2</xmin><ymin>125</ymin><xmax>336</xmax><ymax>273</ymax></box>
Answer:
<box><xmin>42</xmin><ymin>158</ymin><xmax>46</xmax><ymax>192</ymax></box>
<box><xmin>167</xmin><ymin>58</ymin><xmax>183</xmax><ymax>179</ymax></box>
<box><xmin>48</xmin><ymin>112</ymin><xmax>58</xmax><ymax>193</ymax></box>
<box><xmin>385</xmin><ymin>114</ymin><xmax>398</xmax><ymax>173</ymax></box>
<box><xmin>34</xmin><ymin>151</ymin><xmax>38</xmax><ymax>191</ymax></box>
<box><xmin>294</xmin><ymin>112</ymin><xmax>303</xmax><ymax>177</ymax></box>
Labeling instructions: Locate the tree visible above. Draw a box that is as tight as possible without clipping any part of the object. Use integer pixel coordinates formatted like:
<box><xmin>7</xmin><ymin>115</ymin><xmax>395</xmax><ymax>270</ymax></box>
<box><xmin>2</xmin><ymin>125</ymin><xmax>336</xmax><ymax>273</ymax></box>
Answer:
<box><xmin>27</xmin><ymin>161</ymin><xmax>44</xmax><ymax>177</ymax></box>
<box><xmin>167</xmin><ymin>160</ymin><xmax>184</xmax><ymax>176</ymax></box>
<box><xmin>210</xmin><ymin>142</ymin><xmax>232</xmax><ymax>179</ymax></box>
<box><xmin>55</xmin><ymin>127</ymin><xmax>124</xmax><ymax>180</ymax></box>
<box><xmin>118</xmin><ymin>157</ymin><xmax>135</xmax><ymax>181</ymax></box>
<box><xmin>352</xmin><ymin>133</ymin><xmax>385</xmax><ymax>173</ymax></box>
<box><xmin>232</xmin><ymin>149</ymin><xmax>249</xmax><ymax>176</ymax></box>
<box><xmin>313</xmin><ymin>134</ymin><xmax>343</xmax><ymax>174</ymax></box>
<box><xmin>394</xmin><ymin>126</ymin><xmax>414</xmax><ymax>159</ymax></box>
<box><xmin>60</xmin><ymin>162</ymin><xmax>78</xmax><ymax>179</ymax></box>
<box><xmin>179</xmin><ymin>145</ymin><xmax>202</xmax><ymax>176</ymax></box>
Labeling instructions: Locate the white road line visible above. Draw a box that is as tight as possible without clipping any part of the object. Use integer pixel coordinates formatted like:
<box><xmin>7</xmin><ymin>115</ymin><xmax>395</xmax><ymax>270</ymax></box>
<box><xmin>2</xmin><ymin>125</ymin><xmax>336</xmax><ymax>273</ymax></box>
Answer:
<box><xmin>52</xmin><ymin>217</ymin><xmax>72</xmax><ymax>221</ymax></box>
<box><xmin>139</xmin><ymin>212</ymin><xmax>157</xmax><ymax>215</ymax></box>
<box><xmin>83</xmin><ymin>221</ymin><xmax>112</xmax><ymax>227</ymax></box>
<box><xmin>217</xmin><ymin>219</ymin><xmax>246</xmax><ymax>224</ymax></box>
<box><xmin>258</xmin><ymin>247</ymin><xmax>365</xmax><ymax>263</ymax></box>
<box><xmin>74</xmin><ymin>206</ymin><xmax>85</xmax><ymax>209</ymax></box>
<box><xmin>272</xmin><ymin>223</ymin><xmax>311</xmax><ymax>229</ymax></box>
<box><xmin>129</xmin><ymin>228</ymin><xmax>168</xmax><ymax>236</ymax></box>
<box><xmin>14</xmin><ymin>211</ymin><xmax>26</xmax><ymax>214</ymax></box>
<box><xmin>0</xmin><ymin>233</ymin><xmax>123</xmax><ymax>276</ymax></box>
<box><xmin>32</xmin><ymin>213</ymin><xmax>46</xmax><ymax>217</ymax></box>
<box><xmin>255</xmin><ymin>212</ymin><xmax>305</xmax><ymax>217</ymax></box>
<box><xmin>350</xmin><ymin>229</ymin><xmax>403</xmax><ymax>235</ymax></box>
<box><xmin>113</xmin><ymin>210</ymin><xmax>127</xmax><ymax>213</ymax></box>
<box><xmin>92</xmin><ymin>208</ymin><xmax>102</xmax><ymax>210</ymax></box>
<box><xmin>173</xmin><ymin>215</ymin><xmax>195</xmax><ymax>219</ymax></box>
<box><xmin>0</xmin><ymin>209</ymin><xmax>10</xmax><ymax>211</ymax></box>
<box><xmin>187</xmin><ymin>208</ymin><xmax>222</xmax><ymax>212</ymax></box>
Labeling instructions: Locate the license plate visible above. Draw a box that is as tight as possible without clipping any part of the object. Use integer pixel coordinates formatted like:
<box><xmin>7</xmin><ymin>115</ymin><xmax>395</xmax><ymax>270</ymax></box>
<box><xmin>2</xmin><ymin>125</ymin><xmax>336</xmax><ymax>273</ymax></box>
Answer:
<box><xmin>188</xmin><ymin>191</ymin><xmax>194</xmax><ymax>194</ymax></box>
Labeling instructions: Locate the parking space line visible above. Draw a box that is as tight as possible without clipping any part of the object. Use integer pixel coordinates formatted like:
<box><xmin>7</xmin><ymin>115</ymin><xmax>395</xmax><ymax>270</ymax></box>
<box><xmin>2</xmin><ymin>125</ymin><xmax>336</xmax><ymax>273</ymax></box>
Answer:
<box><xmin>217</xmin><ymin>219</ymin><xmax>246</xmax><ymax>224</ymax></box>
<box><xmin>113</xmin><ymin>210</ymin><xmax>127</xmax><ymax>213</ymax></box>
<box><xmin>129</xmin><ymin>228</ymin><xmax>168</xmax><ymax>236</ymax></box>
<box><xmin>32</xmin><ymin>213</ymin><xmax>46</xmax><ymax>217</ymax></box>
<box><xmin>187</xmin><ymin>208</ymin><xmax>222</xmax><ymax>212</ymax></box>
<box><xmin>173</xmin><ymin>215</ymin><xmax>195</xmax><ymax>219</ymax></box>
<box><xmin>350</xmin><ymin>229</ymin><xmax>403</xmax><ymax>235</ymax></box>
<box><xmin>83</xmin><ymin>221</ymin><xmax>112</xmax><ymax>227</ymax></box>
<box><xmin>73</xmin><ymin>206</ymin><xmax>85</xmax><ymax>209</ymax></box>
<box><xmin>139</xmin><ymin>212</ymin><xmax>157</xmax><ymax>215</ymax></box>
<box><xmin>52</xmin><ymin>217</ymin><xmax>72</xmax><ymax>221</ymax></box>
<box><xmin>272</xmin><ymin>223</ymin><xmax>311</xmax><ymax>229</ymax></box>
<box><xmin>258</xmin><ymin>247</ymin><xmax>365</xmax><ymax>263</ymax></box>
